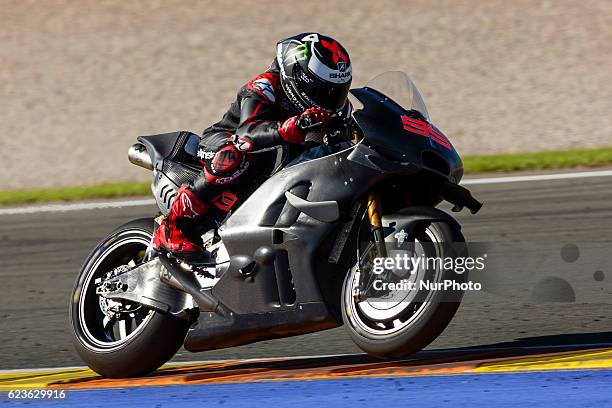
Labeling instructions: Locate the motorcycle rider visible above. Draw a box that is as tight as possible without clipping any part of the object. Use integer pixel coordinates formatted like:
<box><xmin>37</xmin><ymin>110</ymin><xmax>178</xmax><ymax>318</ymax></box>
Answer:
<box><xmin>153</xmin><ymin>33</ymin><xmax>353</xmax><ymax>256</ymax></box>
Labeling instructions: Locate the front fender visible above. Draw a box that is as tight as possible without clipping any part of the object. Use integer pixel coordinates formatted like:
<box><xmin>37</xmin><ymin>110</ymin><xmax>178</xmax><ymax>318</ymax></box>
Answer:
<box><xmin>381</xmin><ymin>207</ymin><xmax>461</xmax><ymax>244</ymax></box>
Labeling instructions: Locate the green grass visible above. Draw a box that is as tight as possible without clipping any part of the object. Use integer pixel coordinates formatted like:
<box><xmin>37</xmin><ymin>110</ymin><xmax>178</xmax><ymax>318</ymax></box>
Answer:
<box><xmin>2</xmin><ymin>147</ymin><xmax>612</xmax><ymax>206</ymax></box>
<box><xmin>463</xmin><ymin>147</ymin><xmax>612</xmax><ymax>173</ymax></box>
<box><xmin>0</xmin><ymin>182</ymin><xmax>150</xmax><ymax>206</ymax></box>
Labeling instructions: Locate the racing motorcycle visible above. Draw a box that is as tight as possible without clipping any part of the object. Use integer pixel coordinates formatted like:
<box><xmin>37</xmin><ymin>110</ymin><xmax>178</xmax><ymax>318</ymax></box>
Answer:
<box><xmin>69</xmin><ymin>71</ymin><xmax>482</xmax><ymax>378</ymax></box>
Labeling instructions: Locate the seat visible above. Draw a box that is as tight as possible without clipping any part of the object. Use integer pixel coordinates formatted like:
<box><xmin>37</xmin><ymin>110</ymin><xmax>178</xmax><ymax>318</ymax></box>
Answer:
<box><xmin>138</xmin><ymin>131</ymin><xmax>201</xmax><ymax>167</ymax></box>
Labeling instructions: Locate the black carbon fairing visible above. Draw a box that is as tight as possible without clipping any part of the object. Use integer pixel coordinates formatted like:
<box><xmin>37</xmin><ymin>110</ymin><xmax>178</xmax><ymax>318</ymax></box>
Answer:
<box><xmin>351</xmin><ymin>87</ymin><xmax>464</xmax><ymax>184</ymax></box>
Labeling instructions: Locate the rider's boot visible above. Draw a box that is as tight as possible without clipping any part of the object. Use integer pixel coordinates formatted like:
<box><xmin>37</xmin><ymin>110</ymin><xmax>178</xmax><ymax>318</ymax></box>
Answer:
<box><xmin>152</xmin><ymin>185</ymin><xmax>209</xmax><ymax>256</ymax></box>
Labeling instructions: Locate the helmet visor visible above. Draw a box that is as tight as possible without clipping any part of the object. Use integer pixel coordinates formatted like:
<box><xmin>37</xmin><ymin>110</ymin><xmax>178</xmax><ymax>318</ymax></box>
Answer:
<box><xmin>293</xmin><ymin>64</ymin><xmax>351</xmax><ymax>111</ymax></box>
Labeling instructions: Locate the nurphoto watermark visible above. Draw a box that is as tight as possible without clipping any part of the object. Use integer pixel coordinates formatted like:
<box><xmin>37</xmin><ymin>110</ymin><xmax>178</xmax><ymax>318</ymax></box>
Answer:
<box><xmin>368</xmin><ymin>252</ymin><xmax>487</xmax><ymax>294</ymax></box>
<box><xmin>357</xmin><ymin>240</ymin><xmax>612</xmax><ymax>304</ymax></box>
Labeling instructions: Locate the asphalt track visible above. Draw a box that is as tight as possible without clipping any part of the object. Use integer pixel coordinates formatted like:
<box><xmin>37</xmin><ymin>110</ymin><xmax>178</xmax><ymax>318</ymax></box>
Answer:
<box><xmin>1</xmin><ymin>171</ymin><xmax>612</xmax><ymax>372</ymax></box>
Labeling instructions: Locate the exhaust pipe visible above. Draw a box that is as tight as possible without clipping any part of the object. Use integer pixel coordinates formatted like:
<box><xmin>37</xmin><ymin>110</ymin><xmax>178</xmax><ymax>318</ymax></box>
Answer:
<box><xmin>158</xmin><ymin>255</ymin><xmax>222</xmax><ymax>314</ymax></box>
<box><xmin>128</xmin><ymin>143</ymin><xmax>153</xmax><ymax>170</ymax></box>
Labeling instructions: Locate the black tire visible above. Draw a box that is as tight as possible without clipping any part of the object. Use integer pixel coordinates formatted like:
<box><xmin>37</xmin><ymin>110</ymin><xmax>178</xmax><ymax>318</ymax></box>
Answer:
<box><xmin>341</xmin><ymin>221</ymin><xmax>466</xmax><ymax>359</ymax></box>
<box><xmin>69</xmin><ymin>218</ymin><xmax>189</xmax><ymax>378</ymax></box>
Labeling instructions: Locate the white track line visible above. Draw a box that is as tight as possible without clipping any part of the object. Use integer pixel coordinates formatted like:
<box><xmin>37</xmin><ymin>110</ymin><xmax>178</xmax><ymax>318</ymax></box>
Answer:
<box><xmin>1</xmin><ymin>169</ymin><xmax>611</xmax><ymax>216</ymax></box>
<box><xmin>461</xmin><ymin>169</ymin><xmax>612</xmax><ymax>185</ymax></box>
<box><xmin>0</xmin><ymin>198</ymin><xmax>155</xmax><ymax>215</ymax></box>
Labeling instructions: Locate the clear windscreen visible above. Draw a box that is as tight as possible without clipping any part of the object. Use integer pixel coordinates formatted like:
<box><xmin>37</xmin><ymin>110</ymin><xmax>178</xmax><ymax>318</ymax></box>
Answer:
<box><xmin>364</xmin><ymin>71</ymin><xmax>429</xmax><ymax>120</ymax></box>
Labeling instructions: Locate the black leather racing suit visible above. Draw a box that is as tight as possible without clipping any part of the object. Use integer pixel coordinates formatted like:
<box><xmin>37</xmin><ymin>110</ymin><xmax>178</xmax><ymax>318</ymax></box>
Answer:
<box><xmin>190</xmin><ymin>59</ymin><xmax>299</xmax><ymax>213</ymax></box>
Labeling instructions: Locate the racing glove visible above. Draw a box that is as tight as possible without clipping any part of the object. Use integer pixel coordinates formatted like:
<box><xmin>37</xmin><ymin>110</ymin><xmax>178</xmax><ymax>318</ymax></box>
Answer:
<box><xmin>278</xmin><ymin>107</ymin><xmax>333</xmax><ymax>143</ymax></box>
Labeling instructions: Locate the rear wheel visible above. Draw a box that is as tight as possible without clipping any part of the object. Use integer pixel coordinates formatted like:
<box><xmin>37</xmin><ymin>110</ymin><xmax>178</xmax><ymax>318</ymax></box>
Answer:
<box><xmin>341</xmin><ymin>220</ymin><xmax>466</xmax><ymax>359</ymax></box>
<box><xmin>69</xmin><ymin>218</ymin><xmax>189</xmax><ymax>378</ymax></box>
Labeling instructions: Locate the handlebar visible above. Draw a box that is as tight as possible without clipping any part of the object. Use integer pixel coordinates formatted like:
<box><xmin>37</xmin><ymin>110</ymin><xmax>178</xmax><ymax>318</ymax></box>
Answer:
<box><xmin>301</xmin><ymin>113</ymin><xmax>356</xmax><ymax>145</ymax></box>
<box><xmin>439</xmin><ymin>181</ymin><xmax>483</xmax><ymax>214</ymax></box>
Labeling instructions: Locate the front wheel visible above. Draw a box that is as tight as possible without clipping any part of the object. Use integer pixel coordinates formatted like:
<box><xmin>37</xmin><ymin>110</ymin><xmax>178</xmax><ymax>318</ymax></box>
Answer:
<box><xmin>341</xmin><ymin>220</ymin><xmax>466</xmax><ymax>359</ymax></box>
<box><xmin>69</xmin><ymin>218</ymin><xmax>189</xmax><ymax>378</ymax></box>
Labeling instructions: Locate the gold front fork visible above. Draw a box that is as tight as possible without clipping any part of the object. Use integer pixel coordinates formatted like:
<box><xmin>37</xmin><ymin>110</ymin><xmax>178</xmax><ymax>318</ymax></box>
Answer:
<box><xmin>367</xmin><ymin>191</ymin><xmax>387</xmax><ymax>257</ymax></box>
<box><xmin>367</xmin><ymin>191</ymin><xmax>382</xmax><ymax>230</ymax></box>
<box><xmin>353</xmin><ymin>127</ymin><xmax>387</xmax><ymax>256</ymax></box>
